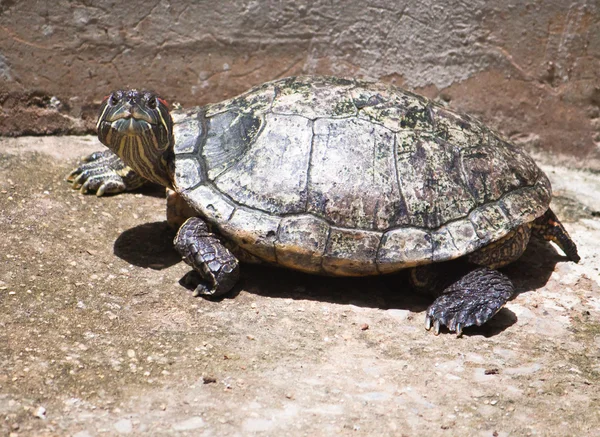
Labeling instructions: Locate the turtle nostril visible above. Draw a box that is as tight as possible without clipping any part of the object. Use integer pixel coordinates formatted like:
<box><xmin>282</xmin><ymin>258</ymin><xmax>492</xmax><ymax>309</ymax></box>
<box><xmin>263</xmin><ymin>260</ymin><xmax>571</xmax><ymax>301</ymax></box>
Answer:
<box><xmin>125</xmin><ymin>90</ymin><xmax>139</xmax><ymax>105</ymax></box>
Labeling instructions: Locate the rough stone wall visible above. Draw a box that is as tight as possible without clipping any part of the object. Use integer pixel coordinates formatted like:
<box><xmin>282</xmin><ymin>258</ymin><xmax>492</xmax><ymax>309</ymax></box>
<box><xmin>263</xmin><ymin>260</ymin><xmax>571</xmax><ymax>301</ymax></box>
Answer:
<box><xmin>0</xmin><ymin>0</ymin><xmax>598</xmax><ymax>167</ymax></box>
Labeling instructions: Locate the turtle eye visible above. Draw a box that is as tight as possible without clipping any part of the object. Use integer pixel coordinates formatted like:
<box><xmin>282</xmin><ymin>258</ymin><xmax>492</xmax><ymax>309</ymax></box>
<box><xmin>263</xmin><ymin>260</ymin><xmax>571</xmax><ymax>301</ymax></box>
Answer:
<box><xmin>109</xmin><ymin>94</ymin><xmax>119</xmax><ymax>106</ymax></box>
<box><xmin>147</xmin><ymin>96</ymin><xmax>158</xmax><ymax>110</ymax></box>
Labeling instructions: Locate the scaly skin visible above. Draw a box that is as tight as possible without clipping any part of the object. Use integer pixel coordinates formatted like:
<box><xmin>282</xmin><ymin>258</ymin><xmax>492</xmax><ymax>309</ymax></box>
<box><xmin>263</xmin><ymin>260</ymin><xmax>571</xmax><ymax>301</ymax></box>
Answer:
<box><xmin>67</xmin><ymin>149</ymin><xmax>145</xmax><ymax>195</ymax></box>
<box><xmin>174</xmin><ymin>217</ymin><xmax>240</xmax><ymax>297</ymax></box>
<box><xmin>532</xmin><ymin>208</ymin><xmax>580</xmax><ymax>263</ymax></box>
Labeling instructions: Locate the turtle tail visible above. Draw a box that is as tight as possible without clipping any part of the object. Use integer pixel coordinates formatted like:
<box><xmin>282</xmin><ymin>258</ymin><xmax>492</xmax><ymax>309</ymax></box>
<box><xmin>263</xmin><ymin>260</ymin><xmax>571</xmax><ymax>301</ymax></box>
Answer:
<box><xmin>532</xmin><ymin>208</ymin><xmax>580</xmax><ymax>263</ymax></box>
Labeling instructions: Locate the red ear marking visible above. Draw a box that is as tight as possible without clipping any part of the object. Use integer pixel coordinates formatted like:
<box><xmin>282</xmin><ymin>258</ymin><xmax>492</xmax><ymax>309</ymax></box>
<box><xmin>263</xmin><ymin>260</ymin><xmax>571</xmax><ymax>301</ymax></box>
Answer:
<box><xmin>157</xmin><ymin>98</ymin><xmax>169</xmax><ymax>108</ymax></box>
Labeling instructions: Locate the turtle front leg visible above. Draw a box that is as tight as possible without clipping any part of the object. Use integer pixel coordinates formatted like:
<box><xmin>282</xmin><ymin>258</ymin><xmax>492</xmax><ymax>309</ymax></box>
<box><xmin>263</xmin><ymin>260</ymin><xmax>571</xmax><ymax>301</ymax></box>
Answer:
<box><xmin>66</xmin><ymin>149</ymin><xmax>145</xmax><ymax>195</ymax></box>
<box><xmin>166</xmin><ymin>188</ymin><xmax>198</xmax><ymax>229</ymax></box>
<box><xmin>174</xmin><ymin>217</ymin><xmax>240</xmax><ymax>297</ymax></box>
<box><xmin>423</xmin><ymin>267</ymin><xmax>515</xmax><ymax>337</ymax></box>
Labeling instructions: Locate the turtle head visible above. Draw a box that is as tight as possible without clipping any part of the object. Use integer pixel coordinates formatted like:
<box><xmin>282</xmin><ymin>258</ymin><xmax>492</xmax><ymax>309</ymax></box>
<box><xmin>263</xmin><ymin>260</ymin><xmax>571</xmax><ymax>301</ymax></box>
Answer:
<box><xmin>97</xmin><ymin>89</ymin><xmax>174</xmax><ymax>188</ymax></box>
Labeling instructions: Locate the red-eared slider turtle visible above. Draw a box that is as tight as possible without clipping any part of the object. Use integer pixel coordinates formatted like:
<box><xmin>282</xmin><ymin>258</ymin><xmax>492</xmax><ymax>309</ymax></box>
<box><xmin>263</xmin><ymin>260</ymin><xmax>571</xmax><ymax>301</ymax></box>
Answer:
<box><xmin>67</xmin><ymin>76</ymin><xmax>579</xmax><ymax>336</ymax></box>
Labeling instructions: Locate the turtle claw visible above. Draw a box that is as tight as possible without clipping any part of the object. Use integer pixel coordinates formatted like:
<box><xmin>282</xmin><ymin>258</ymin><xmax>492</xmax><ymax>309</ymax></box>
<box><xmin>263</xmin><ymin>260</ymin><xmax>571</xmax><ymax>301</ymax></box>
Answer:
<box><xmin>82</xmin><ymin>174</ymin><xmax>127</xmax><ymax>196</ymax></box>
<box><xmin>180</xmin><ymin>272</ymin><xmax>224</xmax><ymax>298</ymax></box>
<box><xmin>66</xmin><ymin>169</ymin><xmax>79</xmax><ymax>183</ymax></box>
<box><xmin>424</xmin><ymin>315</ymin><xmax>460</xmax><ymax>336</ymax></box>
<box><xmin>425</xmin><ymin>315</ymin><xmax>432</xmax><ymax>331</ymax></box>
<box><xmin>72</xmin><ymin>171</ymin><xmax>89</xmax><ymax>189</ymax></box>
<box><xmin>433</xmin><ymin>319</ymin><xmax>441</xmax><ymax>336</ymax></box>
<box><xmin>193</xmin><ymin>284</ymin><xmax>210</xmax><ymax>297</ymax></box>
<box><xmin>192</xmin><ymin>283</ymin><xmax>227</xmax><ymax>298</ymax></box>
<box><xmin>81</xmin><ymin>151</ymin><xmax>108</xmax><ymax>163</ymax></box>
<box><xmin>424</xmin><ymin>314</ymin><xmax>441</xmax><ymax>335</ymax></box>
<box><xmin>67</xmin><ymin>154</ymin><xmax>103</xmax><ymax>182</ymax></box>
<box><xmin>455</xmin><ymin>323</ymin><xmax>464</xmax><ymax>338</ymax></box>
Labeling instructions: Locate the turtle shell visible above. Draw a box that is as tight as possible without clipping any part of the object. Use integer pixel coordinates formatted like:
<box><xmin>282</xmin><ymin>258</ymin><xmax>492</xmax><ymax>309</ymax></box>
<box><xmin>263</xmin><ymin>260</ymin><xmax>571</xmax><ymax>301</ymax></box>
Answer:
<box><xmin>170</xmin><ymin>76</ymin><xmax>551</xmax><ymax>276</ymax></box>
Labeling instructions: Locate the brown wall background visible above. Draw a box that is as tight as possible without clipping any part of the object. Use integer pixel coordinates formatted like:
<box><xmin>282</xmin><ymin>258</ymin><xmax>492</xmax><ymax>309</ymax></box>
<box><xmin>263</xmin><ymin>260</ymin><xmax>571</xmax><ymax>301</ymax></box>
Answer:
<box><xmin>1</xmin><ymin>0</ymin><xmax>599</xmax><ymax>168</ymax></box>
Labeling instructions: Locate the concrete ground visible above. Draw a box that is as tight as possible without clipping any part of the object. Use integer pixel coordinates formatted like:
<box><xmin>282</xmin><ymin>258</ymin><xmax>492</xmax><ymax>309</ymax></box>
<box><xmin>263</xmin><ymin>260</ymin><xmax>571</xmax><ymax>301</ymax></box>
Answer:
<box><xmin>1</xmin><ymin>135</ymin><xmax>599</xmax><ymax>436</ymax></box>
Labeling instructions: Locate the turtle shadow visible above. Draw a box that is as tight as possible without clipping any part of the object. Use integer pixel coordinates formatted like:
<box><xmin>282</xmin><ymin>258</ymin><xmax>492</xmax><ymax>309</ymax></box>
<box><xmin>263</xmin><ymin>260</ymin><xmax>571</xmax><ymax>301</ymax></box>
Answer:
<box><xmin>229</xmin><ymin>239</ymin><xmax>568</xmax><ymax>337</ymax></box>
<box><xmin>236</xmin><ymin>265</ymin><xmax>431</xmax><ymax>314</ymax></box>
<box><xmin>239</xmin><ymin>238</ymin><xmax>565</xmax><ymax>304</ymax></box>
<box><xmin>237</xmin><ymin>265</ymin><xmax>522</xmax><ymax>337</ymax></box>
<box><xmin>112</xmin><ymin>220</ymin><xmax>569</xmax><ymax>337</ymax></box>
<box><xmin>113</xmin><ymin>221</ymin><xmax>180</xmax><ymax>270</ymax></box>
<box><xmin>501</xmin><ymin>238</ymin><xmax>565</xmax><ymax>296</ymax></box>
<box><xmin>135</xmin><ymin>182</ymin><xmax>166</xmax><ymax>199</ymax></box>
<box><xmin>179</xmin><ymin>265</ymin><xmax>424</xmax><ymax>307</ymax></box>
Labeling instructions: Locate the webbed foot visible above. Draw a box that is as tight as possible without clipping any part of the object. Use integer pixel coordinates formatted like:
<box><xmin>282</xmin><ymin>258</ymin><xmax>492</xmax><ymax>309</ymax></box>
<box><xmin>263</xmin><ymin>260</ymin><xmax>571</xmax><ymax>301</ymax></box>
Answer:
<box><xmin>425</xmin><ymin>267</ymin><xmax>514</xmax><ymax>337</ymax></box>
<box><xmin>174</xmin><ymin>217</ymin><xmax>240</xmax><ymax>297</ymax></box>
<box><xmin>66</xmin><ymin>150</ymin><xmax>145</xmax><ymax>195</ymax></box>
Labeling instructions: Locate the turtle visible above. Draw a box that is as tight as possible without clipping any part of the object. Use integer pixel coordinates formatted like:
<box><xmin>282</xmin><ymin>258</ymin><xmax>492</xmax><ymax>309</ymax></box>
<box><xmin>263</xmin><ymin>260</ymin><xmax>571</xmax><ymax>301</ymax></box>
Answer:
<box><xmin>67</xmin><ymin>76</ymin><xmax>580</xmax><ymax>336</ymax></box>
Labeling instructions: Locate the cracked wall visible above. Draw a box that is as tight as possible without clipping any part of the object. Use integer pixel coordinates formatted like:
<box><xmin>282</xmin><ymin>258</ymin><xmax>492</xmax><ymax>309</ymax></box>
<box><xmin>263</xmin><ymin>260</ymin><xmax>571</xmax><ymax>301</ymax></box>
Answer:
<box><xmin>0</xmin><ymin>0</ymin><xmax>598</xmax><ymax>168</ymax></box>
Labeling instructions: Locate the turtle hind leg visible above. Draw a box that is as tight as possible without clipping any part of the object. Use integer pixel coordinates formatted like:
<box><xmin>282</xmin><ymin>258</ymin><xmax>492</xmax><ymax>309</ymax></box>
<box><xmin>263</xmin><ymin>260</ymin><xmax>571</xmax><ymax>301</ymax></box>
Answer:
<box><xmin>174</xmin><ymin>217</ymin><xmax>240</xmax><ymax>297</ymax></box>
<box><xmin>532</xmin><ymin>208</ymin><xmax>580</xmax><ymax>263</ymax></box>
<box><xmin>424</xmin><ymin>267</ymin><xmax>515</xmax><ymax>337</ymax></box>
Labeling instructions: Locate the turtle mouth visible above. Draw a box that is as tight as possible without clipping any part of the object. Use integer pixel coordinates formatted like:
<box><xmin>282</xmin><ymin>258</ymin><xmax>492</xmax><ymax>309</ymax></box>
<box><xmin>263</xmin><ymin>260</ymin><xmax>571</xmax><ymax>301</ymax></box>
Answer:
<box><xmin>105</xmin><ymin>116</ymin><xmax>156</xmax><ymax>136</ymax></box>
<box><xmin>100</xmin><ymin>103</ymin><xmax>163</xmax><ymax>138</ymax></box>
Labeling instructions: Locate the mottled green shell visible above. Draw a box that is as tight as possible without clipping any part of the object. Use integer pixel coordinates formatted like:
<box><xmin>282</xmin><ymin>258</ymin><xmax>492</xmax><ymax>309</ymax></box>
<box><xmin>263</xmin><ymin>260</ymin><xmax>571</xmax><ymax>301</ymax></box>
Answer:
<box><xmin>170</xmin><ymin>76</ymin><xmax>551</xmax><ymax>276</ymax></box>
